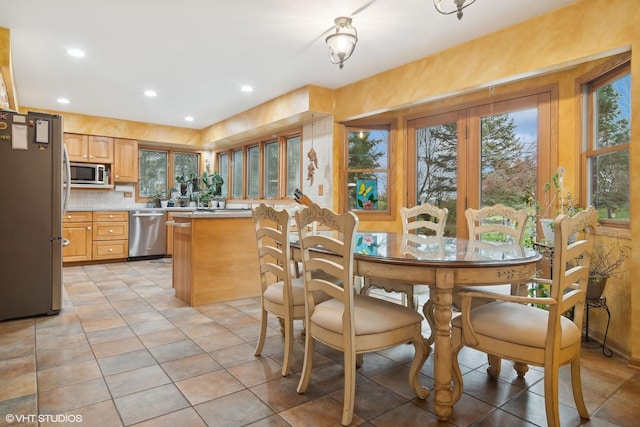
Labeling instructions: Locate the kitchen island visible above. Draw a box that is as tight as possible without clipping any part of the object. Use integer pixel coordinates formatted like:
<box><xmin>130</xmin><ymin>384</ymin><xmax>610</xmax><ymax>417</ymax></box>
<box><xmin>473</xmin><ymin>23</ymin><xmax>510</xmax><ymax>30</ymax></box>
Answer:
<box><xmin>168</xmin><ymin>209</ymin><xmax>260</xmax><ymax>306</ymax></box>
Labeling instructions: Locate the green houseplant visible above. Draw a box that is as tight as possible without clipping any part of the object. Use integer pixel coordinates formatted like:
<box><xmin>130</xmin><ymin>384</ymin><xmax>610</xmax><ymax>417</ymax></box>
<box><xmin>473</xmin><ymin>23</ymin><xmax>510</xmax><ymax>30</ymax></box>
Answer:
<box><xmin>200</xmin><ymin>171</ymin><xmax>224</xmax><ymax>206</ymax></box>
<box><xmin>533</xmin><ymin>167</ymin><xmax>582</xmax><ymax>243</ymax></box>
<box><xmin>201</xmin><ymin>171</ymin><xmax>223</xmax><ymax>196</ymax></box>
<box><xmin>146</xmin><ymin>188</ymin><xmax>166</xmax><ymax>208</ymax></box>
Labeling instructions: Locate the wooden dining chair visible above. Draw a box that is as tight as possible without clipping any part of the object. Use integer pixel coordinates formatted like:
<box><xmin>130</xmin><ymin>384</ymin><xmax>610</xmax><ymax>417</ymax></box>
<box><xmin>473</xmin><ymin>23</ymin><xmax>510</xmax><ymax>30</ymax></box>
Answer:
<box><xmin>451</xmin><ymin>207</ymin><xmax>598</xmax><ymax>427</ymax></box>
<box><xmin>361</xmin><ymin>203</ymin><xmax>448</xmax><ymax>305</ymax></box>
<box><xmin>459</xmin><ymin>203</ymin><xmax>530</xmax><ymax>299</ymax></box>
<box><xmin>252</xmin><ymin>203</ymin><xmax>329</xmax><ymax>376</ymax></box>
<box><xmin>295</xmin><ymin>203</ymin><xmax>429</xmax><ymax>426</ymax></box>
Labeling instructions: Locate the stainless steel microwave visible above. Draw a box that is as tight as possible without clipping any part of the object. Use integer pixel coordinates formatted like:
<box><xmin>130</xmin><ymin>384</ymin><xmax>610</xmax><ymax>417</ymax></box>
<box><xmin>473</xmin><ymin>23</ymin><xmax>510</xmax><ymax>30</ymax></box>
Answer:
<box><xmin>70</xmin><ymin>163</ymin><xmax>107</xmax><ymax>185</ymax></box>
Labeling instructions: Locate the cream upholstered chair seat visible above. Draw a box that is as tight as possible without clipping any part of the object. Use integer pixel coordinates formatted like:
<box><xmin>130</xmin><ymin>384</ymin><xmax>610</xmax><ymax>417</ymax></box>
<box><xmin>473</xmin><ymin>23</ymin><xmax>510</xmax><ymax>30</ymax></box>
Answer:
<box><xmin>451</xmin><ymin>207</ymin><xmax>598</xmax><ymax>427</ymax></box>
<box><xmin>453</xmin><ymin>301</ymin><xmax>581</xmax><ymax>350</ymax></box>
<box><xmin>262</xmin><ymin>278</ymin><xmax>327</xmax><ymax>307</ymax></box>
<box><xmin>309</xmin><ymin>294</ymin><xmax>424</xmax><ymax>336</ymax></box>
<box><xmin>295</xmin><ymin>203</ymin><xmax>429</xmax><ymax>426</ymax></box>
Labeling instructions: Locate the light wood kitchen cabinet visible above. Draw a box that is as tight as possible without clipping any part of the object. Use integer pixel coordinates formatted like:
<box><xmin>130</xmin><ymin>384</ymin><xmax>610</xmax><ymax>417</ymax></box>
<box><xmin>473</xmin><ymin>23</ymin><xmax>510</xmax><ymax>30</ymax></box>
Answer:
<box><xmin>92</xmin><ymin>211</ymin><xmax>128</xmax><ymax>260</ymax></box>
<box><xmin>113</xmin><ymin>138</ymin><xmax>138</xmax><ymax>183</ymax></box>
<box><xmin>171</xmin><ymin>214</ymin><xmax>259</xmax><ymax>306</ymax></box>
<box><xmin>63</xmin><ymin>211</ymin><xmax>93</xmax><ymax>262</ymax></box>
<box><xmin>64</xmin><ymin>133</ymin><xmax>114</xmax><ymax>163</ymax></box>
<box><xmin>166</xmin><ymin>211</ymin><xmax>180</xmax><ymax>256</ymax></box>
<box><xmin>63</xmin><ymin>211</ymin><xmax>130</xmax><ymax>263</ymax></box>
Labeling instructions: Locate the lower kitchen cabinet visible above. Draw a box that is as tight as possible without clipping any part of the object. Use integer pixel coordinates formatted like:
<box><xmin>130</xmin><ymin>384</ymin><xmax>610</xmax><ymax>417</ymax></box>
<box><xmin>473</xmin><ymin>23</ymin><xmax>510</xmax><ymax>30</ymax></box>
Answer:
<box><xmin>63</xmin><ymin>212</ymin><xmax>93</xmax><ymax>262</ymax></box>
<box><xmin>63</xmin><ymin>211</ymin><xmax>129</xmax><ymax>263</ymax></box>
<box><xmin>166</xmin><ymin>211</ymin><xmax>180</xmax><ymax>256</ymax></box>
<box><xmin>92</xmin><ymin>211</ymin><xmax>128</xmax><ymax>260</ymax></box>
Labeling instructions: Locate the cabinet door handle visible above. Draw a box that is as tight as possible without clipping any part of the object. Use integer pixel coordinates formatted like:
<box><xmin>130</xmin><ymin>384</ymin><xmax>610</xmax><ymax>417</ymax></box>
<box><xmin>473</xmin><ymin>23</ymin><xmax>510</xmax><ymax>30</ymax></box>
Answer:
<box><xmin>87</xmin><ymin>226</ymin><xmax>92</xmax><ymax>230</ymax></box>
<box><xmin>166</xmin><ymin>221</ymin><xmax>191</xmax><ymax>228</ymax></box>
<box><xmin>108</xmin><ymin>248</ymin><xmax>113</xmax><ymax>252</ymax></box>
<box><xmin>109</xmin><ymin>229</ymin><xmax>113</xmax><ymax>233</ymax></box>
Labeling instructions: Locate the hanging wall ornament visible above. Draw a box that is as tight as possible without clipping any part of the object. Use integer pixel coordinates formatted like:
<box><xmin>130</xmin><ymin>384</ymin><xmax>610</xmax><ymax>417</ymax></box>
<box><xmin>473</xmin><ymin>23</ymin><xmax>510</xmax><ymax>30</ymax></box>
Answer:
<box><xmin>307</xmin><ymin>117</ymin><xmax>317</xmax><ymax>186</ymax></box>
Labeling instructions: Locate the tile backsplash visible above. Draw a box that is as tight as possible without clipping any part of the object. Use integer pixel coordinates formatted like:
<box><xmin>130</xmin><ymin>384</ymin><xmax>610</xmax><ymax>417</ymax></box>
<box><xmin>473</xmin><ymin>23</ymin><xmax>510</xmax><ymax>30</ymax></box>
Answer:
<box><xmin>67</xmin><ymin>189</ymin><xmax>146</xmax><ymax>210</ymax></box>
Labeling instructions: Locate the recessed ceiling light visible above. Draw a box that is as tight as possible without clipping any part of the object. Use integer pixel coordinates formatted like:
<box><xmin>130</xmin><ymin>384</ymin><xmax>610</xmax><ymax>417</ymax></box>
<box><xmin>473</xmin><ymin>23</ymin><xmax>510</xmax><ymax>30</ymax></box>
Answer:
<box><xmin>240</xmin><ymin>85</ymin><xmax>253</xmax><ymax>93</ymax></box>
<box><xmin>57</xmin><ymin>97</ymin><xmax>70</xmax><ymax>104</ymax></box>
<box><xmin>185</xmin><ymin>116</ymin><xmax>194</xmax><ymax>122</ymax></box>
<box><xmin>144</xmin><ymin>90</ymin><xmax>157</xmax><ymax>97</ymax></box>
<box><xmin>67</xmin><ymin>48</ymin><xmax>85</xmax><ymax>58</ymax></box>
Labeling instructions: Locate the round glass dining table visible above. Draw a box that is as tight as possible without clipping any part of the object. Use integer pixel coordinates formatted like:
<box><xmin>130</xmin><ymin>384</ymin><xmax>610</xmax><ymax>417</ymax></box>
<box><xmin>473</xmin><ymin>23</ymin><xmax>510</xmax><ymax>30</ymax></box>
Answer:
<box><xmin>291</xmin><ymin>232</ymin><xmax>541</xmax><ymax>421</ymax></box>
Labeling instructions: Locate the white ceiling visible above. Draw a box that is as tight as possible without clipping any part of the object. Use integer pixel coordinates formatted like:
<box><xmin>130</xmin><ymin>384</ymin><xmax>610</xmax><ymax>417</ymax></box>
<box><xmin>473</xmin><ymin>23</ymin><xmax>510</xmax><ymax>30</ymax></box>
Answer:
<box><xmin>1</xmin><ymin>0</ymin><xmax>576</xmax><ymax>130</ymax></box>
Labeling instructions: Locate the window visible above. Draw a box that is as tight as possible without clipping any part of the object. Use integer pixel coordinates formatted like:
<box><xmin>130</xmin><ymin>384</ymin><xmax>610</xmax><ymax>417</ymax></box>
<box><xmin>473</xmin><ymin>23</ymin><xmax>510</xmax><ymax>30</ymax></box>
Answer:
<box><xmin>137</xmin><ymin>148</ymin><xmax>200</xmax><ymax>201</ymax></box>
<box><xmin>408</xmin><ymin>91</ymin><xmax>555</xmax><ymax>241</ymax></box>
<box><xmin>216</xmin><ymin>129</ymin><xmax>301</xmax><ymax>200</ymax></box>
<box><xmin>344</xmin><ymin>126</ymin><xmax>390</xmax><ymax>214</ymax></box>
<box><xmin>247</xmin><ymin>146</ymin><xmax>259</xmax><ymax>198</ymax></box>
<box><xmin>173</xmin><ymin>152</ymin><xmax>200</xmax><ymax>190</ymax></box>
<box><xmin>584</xmin><ymin>63</ymin><xmax>630</xmax><ymax>225</ymax></box>
<box><xmin>139</xmin><ymin>149</ymin><xmax>168</xmax><ymax>198</ymax></box>
<box><xmin>218</xmin><ymin>152</ymin><xmax>229</xmax><ymax>197</ymax></box>
<box><xmin>264</xmin><ymin>141</ymin><xmax>278</xmax><ymax>198</ymax></box>
<box><xmin>286</xmin><ymin>135</ymin><xmax>301</xmax><ymax>197</ymax></box>
<box><xmin>232</xmin><ymin>149</ymin><xmax>243</xmax><ymax>198</ymax></box>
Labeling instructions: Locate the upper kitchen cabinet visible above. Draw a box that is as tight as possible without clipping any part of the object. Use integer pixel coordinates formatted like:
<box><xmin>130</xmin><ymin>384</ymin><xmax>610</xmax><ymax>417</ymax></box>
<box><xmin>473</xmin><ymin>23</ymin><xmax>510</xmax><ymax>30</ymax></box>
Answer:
<box><xmin>113</xmin><ymin>138</ymin><xmax>138</xmax><ymax>183</ymax></box>
<box><xmin>64</xmin><ymin>133</ymin><xmax>114</xmax><ymax>163</ymax></box>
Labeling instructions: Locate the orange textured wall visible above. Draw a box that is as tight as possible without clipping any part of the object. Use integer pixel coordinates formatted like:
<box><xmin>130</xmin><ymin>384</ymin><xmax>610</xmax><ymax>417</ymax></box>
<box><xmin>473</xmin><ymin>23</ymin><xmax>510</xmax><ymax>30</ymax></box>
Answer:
<box><xmin>20</xmin><ymin>107</ymin><xmax>201</xmax><ymax>146</ymax></box>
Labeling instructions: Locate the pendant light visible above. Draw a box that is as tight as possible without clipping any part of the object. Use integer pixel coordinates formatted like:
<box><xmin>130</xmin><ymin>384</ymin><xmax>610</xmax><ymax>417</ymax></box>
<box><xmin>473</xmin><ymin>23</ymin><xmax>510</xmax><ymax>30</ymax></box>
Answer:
<box><xmin>325</xmin><ymin>17</ymin><xmax>358</xmax><ymax>69</ymax></box>
<box><xmin>433</xmin><ymin>0</ymin><xmax>477</xmax><ymax>20</ymax></box>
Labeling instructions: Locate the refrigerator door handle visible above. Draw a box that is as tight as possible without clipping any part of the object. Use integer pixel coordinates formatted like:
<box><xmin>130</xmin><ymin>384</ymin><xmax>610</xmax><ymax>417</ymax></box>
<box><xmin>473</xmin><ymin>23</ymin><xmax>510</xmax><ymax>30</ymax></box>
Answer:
<box><xmin>62</xmin><ymin>143</ymin><xmax>71</xmax><ymax>214</ymax></box>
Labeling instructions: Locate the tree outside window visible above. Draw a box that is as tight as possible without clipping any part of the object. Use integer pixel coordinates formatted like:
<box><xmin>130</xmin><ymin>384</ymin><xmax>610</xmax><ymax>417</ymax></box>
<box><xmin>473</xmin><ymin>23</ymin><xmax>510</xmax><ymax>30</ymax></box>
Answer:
<box><xmin>173</xmin><ymin>152</ymin><xmax>200</xmax><ymax>191</ymax></box>
<box><xmin>346</xmin><ymin>128</ymin><xmax>389</xmax><ymax>212</ymax></box>
<box><xmin>139</xmin><ymin>149</ymin><xmax>168</xmax><ymax>198</ymax></box>
<box><xmin>218</xmin><ymin>153</ymin><xmax>228</xmax><ymax>197</ymax></box>
<box><xmin>586</xmin><ymin>64</ymin><xmax>630</xmax><ymax>223</ymax></box>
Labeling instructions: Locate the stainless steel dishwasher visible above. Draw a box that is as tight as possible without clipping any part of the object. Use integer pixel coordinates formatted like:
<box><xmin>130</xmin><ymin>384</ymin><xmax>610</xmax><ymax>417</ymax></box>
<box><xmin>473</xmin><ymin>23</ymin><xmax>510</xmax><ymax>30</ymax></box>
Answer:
<box><xmin>129</xmin><ymin>209</ymin><xmax>167</xmax><ymax>259</ymax></box>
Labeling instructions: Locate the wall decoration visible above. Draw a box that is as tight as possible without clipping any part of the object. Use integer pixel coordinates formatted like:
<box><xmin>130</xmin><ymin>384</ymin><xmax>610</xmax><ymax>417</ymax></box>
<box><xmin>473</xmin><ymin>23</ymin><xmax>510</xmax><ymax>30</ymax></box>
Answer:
<box><xmin>356</xmin><ymin>179</ymin><xmax>377</xmax><ymax>209</ymax></box>
<box><xmin>306</xmin><ymin>117</ymin><xmax>318</xmax><ymax>186</ymax></box>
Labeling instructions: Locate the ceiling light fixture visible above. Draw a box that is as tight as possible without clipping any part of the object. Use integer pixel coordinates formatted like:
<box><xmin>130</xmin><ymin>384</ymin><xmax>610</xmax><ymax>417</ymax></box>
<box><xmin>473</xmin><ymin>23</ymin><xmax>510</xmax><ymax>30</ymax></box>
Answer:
<box><xmin>185</xmin><ymin>116</ymin><xmax>194</xmax><ymax>122</ymax></box>
<box><xmin>240</xmin><ymin>85</ymin><xmax>253</xmax><ymax>93</ymax></box>
<box><xmin>325</xmin><ymin>17</ymin><xmax>358</xmax><ymax>69</ymax></box>
<box><xmin>67</xmin><ymin>48</ymin><xmax>85</xmax><ymax>58</ymax></box>
<box><xmin>433</xmin><ymin>0</ymin><xmax>477</xmax><ymax>20</ymax></box>
<box><xmin>144</xmin><ymin>90</ymin><xmax>157</xmax><ymax>97</ymax></box>
<box><xmin>57</xmin><ymin>97</ymin><xmax>70</xmax><ymax>104</ymax></box>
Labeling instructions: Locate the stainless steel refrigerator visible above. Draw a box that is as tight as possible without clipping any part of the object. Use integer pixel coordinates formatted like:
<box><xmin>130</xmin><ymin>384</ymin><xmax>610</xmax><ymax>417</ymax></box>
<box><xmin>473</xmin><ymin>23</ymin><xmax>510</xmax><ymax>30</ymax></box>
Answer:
<box><xmin>0</xmin><ymin>110</ymin><xmax>67</xmax><ymax>321</ymax></box>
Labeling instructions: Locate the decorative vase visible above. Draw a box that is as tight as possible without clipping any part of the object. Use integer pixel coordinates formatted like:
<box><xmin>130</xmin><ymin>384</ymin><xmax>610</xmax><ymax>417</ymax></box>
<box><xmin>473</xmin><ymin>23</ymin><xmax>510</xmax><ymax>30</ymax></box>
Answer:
<box><xmin>586</xmin><ymin>276</ymin><xmax>608</xmax><ymax>300</ymax></box>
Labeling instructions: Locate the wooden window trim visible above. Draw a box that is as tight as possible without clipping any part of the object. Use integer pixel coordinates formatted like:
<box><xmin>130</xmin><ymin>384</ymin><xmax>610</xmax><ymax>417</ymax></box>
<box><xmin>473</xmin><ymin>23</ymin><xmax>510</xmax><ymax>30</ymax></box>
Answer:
<box><xmin>579</xmin><ymin>60</ymin><xmax>631</xmax><ymax>229</ymax></box>
<box><xmin>340</xmin><ymin>123</ymin><xmax>395</xmax><ymax>220</ymax></box>
<box><xmin>214</xmin><ymin>128</ymin><xmax>302</xmax><ymax>201</ymax></box>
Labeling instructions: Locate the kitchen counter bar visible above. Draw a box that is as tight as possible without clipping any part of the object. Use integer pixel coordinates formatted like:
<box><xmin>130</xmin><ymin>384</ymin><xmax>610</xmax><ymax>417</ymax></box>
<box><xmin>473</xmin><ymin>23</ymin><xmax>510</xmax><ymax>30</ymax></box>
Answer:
<box><xmin>169</xmin><ymin>210</ymin><xmax>259</xmax><ymax>306</ymax></box>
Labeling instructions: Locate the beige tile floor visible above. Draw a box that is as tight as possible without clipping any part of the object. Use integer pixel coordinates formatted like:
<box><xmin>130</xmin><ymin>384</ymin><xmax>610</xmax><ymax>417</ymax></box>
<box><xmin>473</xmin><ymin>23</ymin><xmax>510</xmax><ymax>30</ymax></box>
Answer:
<box><xmin>0</xmin><ymin>259</ymin><xmax>639</xmax><ymax>426</ymax></box>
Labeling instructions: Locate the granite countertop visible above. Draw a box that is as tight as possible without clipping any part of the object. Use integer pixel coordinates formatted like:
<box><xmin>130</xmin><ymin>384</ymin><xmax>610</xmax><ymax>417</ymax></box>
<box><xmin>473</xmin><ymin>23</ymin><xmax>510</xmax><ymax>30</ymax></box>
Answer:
<box><xmin>66</xmin><ymin>207</ymin><xmax>198</xmax><ymax>212</ymax></box>
<box><xmin>170</xmin><ymin>209</ymin><xmax>252</xmax><ymax>219</ymax></box>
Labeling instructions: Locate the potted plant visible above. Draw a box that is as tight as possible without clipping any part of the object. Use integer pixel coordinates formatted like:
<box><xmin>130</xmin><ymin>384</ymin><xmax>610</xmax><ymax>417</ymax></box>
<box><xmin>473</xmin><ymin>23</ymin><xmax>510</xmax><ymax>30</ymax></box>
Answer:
<box><xmin>201</xmin><ymin>171</ymin><xmax>224</xmax><ymax>197</ymax></box>
<box><xmin>587</xmin><ymin>241</ymin><xmax>630</xmax><ymax>300</ymax></box>
<box><xmin>175</xmin><ymin>175</ymin><xmax>190</xmax><ymax>197</ymax></box>
<box><xmin>146</xmin><ymin>188</ymin><xmax>166</xmax><ymax>208</ymax></box>
<box><xmin>530</xmin><ymin>167</ymin><xmax>582</xmax><ymax>243</ymax></box>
